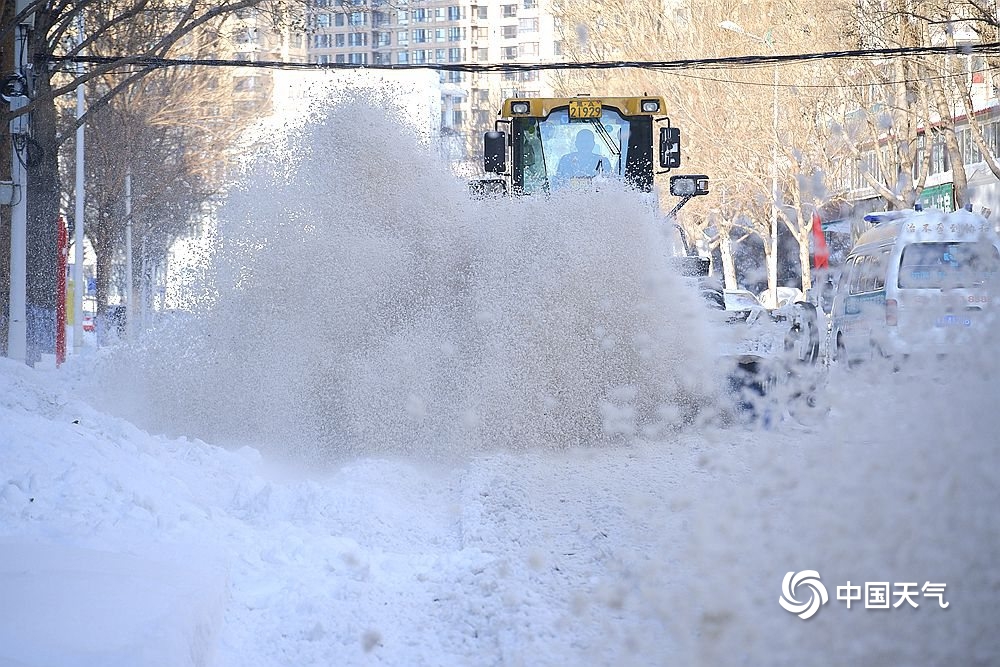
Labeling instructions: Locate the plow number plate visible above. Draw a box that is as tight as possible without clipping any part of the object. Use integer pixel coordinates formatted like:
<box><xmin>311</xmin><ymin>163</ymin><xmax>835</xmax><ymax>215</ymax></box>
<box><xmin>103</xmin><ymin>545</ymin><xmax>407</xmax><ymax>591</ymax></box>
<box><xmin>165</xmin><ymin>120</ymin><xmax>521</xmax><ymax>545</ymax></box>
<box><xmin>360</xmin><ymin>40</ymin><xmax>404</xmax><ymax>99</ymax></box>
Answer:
<box><xmin>569</xmin><ymin>99</ymin><xmax>602</xmax><ymax>119</ymax></box>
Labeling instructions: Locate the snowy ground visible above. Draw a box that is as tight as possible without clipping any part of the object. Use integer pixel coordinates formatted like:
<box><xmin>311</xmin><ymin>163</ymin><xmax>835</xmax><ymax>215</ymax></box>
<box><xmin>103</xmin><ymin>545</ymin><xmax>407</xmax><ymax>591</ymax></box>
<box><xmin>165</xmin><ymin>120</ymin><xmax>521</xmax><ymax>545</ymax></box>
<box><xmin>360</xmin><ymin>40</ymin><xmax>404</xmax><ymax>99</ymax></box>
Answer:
<box><xmin>3</xmin><ymin>348</ymin><xmax>998</xmax><ymax>666</ymax></box>
<box><xmin>2</xmin><ymin>94</ymin><xmax>998</xmax><ymax>666</ymax></box>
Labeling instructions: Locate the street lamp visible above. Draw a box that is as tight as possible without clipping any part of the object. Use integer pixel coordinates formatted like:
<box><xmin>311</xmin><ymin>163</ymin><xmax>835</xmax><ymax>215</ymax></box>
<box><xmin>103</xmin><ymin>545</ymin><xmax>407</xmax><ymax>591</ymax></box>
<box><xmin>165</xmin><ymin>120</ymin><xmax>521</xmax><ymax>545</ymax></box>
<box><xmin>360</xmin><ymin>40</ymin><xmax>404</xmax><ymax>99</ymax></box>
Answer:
<box><xmin>720</xmin><ymin>20</ymin><xmax>780</xmax><ymax>309</ymax></box>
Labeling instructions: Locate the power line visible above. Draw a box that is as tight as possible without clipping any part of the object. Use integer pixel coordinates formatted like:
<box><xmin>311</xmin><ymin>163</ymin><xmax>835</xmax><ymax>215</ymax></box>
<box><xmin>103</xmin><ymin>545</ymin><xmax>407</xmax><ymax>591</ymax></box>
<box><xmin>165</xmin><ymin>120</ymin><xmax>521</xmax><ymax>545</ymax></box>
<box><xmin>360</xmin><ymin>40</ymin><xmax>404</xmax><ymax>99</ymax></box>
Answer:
<box><xmin>51</xmin><ymin>40</ymin><xmax>1000</xmax><ymax>74</ymax></box>
<box><xmin>667</xmin><ymin>66</ymin><xmax>988</xmax><ymax>90</ymax></box>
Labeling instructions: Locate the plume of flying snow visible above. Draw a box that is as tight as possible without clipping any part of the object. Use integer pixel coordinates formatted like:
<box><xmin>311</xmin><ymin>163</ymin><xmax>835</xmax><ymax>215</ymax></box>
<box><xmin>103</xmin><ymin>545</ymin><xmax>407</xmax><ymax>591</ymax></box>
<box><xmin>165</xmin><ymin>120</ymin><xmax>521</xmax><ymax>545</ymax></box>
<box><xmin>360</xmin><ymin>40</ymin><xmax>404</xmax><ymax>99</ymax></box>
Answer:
<box><xmin>92</xmin><ymin>88</ymin><xmax>721</xmax><ymax>458</ymax></box>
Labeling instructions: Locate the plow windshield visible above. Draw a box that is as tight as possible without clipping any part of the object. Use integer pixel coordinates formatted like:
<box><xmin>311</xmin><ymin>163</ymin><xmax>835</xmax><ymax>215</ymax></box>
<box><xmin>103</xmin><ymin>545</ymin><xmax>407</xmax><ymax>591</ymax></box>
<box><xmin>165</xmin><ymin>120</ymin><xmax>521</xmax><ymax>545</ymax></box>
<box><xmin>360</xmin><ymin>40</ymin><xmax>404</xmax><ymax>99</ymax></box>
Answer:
<box><xmin>514</xmin><ymin>107</ymin><xmax>653</xmax><ymax>194</ymax></box>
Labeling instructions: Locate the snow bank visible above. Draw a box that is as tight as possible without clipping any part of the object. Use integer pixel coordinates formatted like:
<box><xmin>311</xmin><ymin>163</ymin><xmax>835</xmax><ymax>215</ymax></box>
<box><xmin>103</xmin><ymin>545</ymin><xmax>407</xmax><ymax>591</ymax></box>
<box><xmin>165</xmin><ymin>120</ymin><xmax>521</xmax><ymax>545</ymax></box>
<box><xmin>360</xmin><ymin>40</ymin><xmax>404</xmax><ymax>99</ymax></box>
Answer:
<box><xmin>0</xmin><ymin>542</ymin><xmax>226</xmax><ymax>667</ymax></box>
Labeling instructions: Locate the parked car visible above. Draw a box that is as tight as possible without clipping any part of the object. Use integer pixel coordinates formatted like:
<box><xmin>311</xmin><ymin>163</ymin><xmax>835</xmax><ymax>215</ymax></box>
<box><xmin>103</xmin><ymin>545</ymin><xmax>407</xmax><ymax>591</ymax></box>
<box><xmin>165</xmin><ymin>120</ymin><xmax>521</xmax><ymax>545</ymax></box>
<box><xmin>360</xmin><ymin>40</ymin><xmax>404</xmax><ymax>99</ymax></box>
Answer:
<box><xmin>723</xmin><ymin>289</ymin><xmax>763</xmax><ymax>312</ymax></box>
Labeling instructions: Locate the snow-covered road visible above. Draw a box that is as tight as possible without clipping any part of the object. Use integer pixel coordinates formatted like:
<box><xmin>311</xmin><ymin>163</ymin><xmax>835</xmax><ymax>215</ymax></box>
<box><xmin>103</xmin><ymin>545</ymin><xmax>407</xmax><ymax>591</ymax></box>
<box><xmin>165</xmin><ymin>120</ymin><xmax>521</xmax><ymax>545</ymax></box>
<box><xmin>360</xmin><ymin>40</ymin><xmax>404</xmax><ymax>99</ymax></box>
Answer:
<box><xmin>4</xmin><ymin>353</ymin><xmax>999</xmax><ymax>666</ymax></box>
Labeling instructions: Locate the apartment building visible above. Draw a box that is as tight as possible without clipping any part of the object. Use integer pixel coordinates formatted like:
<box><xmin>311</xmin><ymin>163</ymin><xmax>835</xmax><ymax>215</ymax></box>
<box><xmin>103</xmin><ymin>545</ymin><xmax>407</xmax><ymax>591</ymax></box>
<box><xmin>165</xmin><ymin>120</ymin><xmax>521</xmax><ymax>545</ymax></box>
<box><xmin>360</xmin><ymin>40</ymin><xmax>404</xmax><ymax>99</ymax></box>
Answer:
<box><xmin>305</xmin><ymin>0</ymin><xmax>563</xmax><ymax>163</ymax></box>
<box><xmin>229</xmin><ymin>6</ymin><xmax>310</xmax><ymax>115</ymax></box>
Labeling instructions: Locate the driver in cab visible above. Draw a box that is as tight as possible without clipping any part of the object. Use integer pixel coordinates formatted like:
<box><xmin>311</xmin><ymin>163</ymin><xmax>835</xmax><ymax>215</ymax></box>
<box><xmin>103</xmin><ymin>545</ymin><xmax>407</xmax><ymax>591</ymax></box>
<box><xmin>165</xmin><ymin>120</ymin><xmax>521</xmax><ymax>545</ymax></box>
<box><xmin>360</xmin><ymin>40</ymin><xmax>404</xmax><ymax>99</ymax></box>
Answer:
<box><xmin>555</xmin><ymin>128</ymin><xmax>611</xmax><ymax>185</ymax></box>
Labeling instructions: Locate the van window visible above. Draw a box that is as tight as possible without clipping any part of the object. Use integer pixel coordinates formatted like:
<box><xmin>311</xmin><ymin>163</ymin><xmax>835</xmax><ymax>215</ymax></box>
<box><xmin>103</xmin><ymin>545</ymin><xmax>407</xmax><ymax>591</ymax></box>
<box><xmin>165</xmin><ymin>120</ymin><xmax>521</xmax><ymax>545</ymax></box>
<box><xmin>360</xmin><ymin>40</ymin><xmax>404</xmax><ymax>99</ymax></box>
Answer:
<box><xmin>848</xmin><ymin>254</ymin><xmax>882</xmax><ymax>294</ymax></box>
<box><xmin>897</xmin><ymin>241</ymin><xmax>1000</xmax><ymax>288</ymax></box>
<box><xmin>860</xmin><ymin>255</ymin><xmax>880</xmax><ymax>292</ymax></box>
<box><xmin>846</xmin><ymin>256</ymin><xmax>864</xmax><ymax>294</ymax></box>
<box><xmin>872</xmin><ymin>249</ymin><xmax>891</xmax><ymax>290</ymax></box>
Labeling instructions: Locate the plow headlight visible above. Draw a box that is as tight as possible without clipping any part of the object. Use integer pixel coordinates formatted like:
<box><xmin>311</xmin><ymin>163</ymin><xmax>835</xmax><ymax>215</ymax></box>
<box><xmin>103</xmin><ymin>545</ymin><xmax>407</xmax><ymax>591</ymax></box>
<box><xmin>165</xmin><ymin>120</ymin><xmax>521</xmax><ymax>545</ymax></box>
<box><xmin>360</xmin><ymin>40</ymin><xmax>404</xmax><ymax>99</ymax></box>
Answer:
<box><xmin>641</xmin><ymin>99</ymin><xmax>660</xmax><ymax>113</ymax></box>
<box><xmin>511</xmin><ymin>101</ymin><xmax>530</xmax><ymax>114</ymax></box>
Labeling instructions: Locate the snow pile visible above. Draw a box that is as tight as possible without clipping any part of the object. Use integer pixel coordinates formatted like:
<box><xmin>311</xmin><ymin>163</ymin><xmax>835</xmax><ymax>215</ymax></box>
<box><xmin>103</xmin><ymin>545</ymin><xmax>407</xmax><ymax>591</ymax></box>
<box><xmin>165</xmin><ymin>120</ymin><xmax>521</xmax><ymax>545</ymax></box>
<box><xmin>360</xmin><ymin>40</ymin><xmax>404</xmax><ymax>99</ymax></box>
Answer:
<box><xmin>93</xmin><ymin>93</ymin><xmax>718</xmax><ymax>457</ymax></box>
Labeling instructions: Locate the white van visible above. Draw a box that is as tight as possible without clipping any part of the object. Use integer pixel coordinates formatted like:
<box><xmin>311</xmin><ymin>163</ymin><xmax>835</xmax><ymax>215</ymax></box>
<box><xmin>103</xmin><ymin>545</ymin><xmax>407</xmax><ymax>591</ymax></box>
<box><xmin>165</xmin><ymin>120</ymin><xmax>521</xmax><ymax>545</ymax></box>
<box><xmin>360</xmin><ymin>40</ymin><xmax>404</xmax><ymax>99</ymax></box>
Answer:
<box><xmin>830</xmin><ymin>207</ymin><xmax>1000</xmax><ymax>364</ymax></box>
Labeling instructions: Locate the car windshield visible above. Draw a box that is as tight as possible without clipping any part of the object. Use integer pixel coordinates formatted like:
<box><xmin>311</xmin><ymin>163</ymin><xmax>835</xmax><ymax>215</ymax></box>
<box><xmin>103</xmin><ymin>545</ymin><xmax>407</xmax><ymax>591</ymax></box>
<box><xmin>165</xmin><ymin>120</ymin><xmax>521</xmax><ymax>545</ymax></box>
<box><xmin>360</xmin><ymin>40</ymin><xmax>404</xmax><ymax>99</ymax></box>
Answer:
<box><xmin>897</xmin><ymin>241</ymin><xmax>1000</xmax><ymax>289</ymax></box>
<box><xmin>725</xmin><ymin>291</ymin><xmax>761</xmax><ymax>311</ymax></box>
<box><xmin>518</xmin><ymin>108</ymin><xmax>631</xmax><ymax>194</ymax></box>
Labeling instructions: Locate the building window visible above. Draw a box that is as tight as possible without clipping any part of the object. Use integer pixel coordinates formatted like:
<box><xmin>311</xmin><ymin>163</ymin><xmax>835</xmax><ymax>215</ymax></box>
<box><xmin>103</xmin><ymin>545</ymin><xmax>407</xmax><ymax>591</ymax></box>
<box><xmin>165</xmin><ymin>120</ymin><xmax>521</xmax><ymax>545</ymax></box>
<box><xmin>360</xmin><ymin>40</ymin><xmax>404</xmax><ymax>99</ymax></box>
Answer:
<box><xmin>435</xmin><ymin>28</ymin><xmax>446</xmax><ymax>42</ymax></box>
<box><xmin>413</xmin><ymin>28</ymin><xmax>427</xmax><ymax>43</ymax></box>
<box><xmin>477</xmin><ymin>47</ymin><xmax>488</xmax><ymax>62</ymax></box>
<box><xmin>478</xmin><ymin>6</ymin><xmax>488</xmax><ymax>19</ymax></box>
<box><xmin>929</xmin><ymin>135</ymin><xmax>948</xmax><ymax>175</ymax></box>
<box><xmin>315</xmin><ymin>54</ymin><xmax>330</xmax><ymax>64</ymax></box>
<box><xmin>518</xmin><ymin>17</ymin><xmax>538</xmax><ymax>32</ymax></box>
<box><xmin>396</xmin><ymin>9</ymin><xmax>408</xmax><ymax>25</ymax></box>
<box><xmin>413</xmin><ymin>50</ymin><xmax>426</xmax><ymax>64</ymax></box>
<box><xmin>448</xmin><ymin>6</ymin><xmax>461</xmax><ymax>20</ymax></box>
<box><xmin>448</xmin><ymin>27</ymin><xmax>462</xmax><ymax>41</ymax></box>
<box><xmin>502</xmin><ymin>25</ymin><xmax>517</xmax><ymax>39</ymax></box>
<box><xmin>413</xmin><ymin>8</ymin><xmax>427</xmax><ymax>22</ymax></box>
<box><xmin>348</xmin><ymin>52</ymin><xmax>367</xmax><ymax>64</ymax></box>
<box><xmin>348</xmin><ymin>12</ymin><xmax>365</xmax><ymax>25</ymax></box>
<box><xmin>476</xmin><ymin>26</ymin><xmax>488</xmax><ymax>39</ymax></box>
<box><xmin>397</xmin><ymin>30</ymin><xmax>409</xmax><ymax>46</ymax></box>
<box><xmin>523</xmin><ymin>0</ymin><xmax>537</xmax><ymax>7</ymax></box>
<box><xmin>519</xmin><ymin>42</ymin><xmax>538</xmax><ymax>57</ymax></box>
<box><xmin>335</xmin><ymin>13</ymin><xmax>345</xmax><ymax>26</ymax></box>
<box><xmin>313</xmin><ymin>34</ymin><xmax>332</xmax><ymax>48</ymax></box>
<box><xmin>398</xmin><ymin>51</ymin><xmax>409</xmax><ymax>63</ymax></box>
<box><xmin>335</xmin><ymin>33</ymin><xmax>345</xmax><ymax>47</ymax></box>
<box><xmin>502</xmin><ymin>4</ymin><xmax>517</xmax><ymax>17</ymax></box>
<box><xmin>502</xmin><ymin>46</ymin><xmax>517</xmax><ymax>60</ymax></box>
<box><xmin>335</xmin><ymin>54</ymin><xmax>345</xmax><ymax>63</ymax></box>
<box><xmin>435</xmin><ymin>48</ymin><xmax>446</xmax><ymax>62</ymax></box>
<box><xmin>376</xmin><ymin>32</ymin><xmax>391</xmax><ymax>47</ymax></box>
<box><xmin>315</xmin><ymin>13</ymin><xmax>331</xmax><ymax>27</ymax></box>
<box><xmin>448</xmin><ymin>47</ymin><xmax>463</xmax><ymax>62</ymax></box>
<box><xmin>521</xmin><ymin>70</ymin><xmax>538</xmax><ymax>82</ymax></box>
<box><xmin>348</xmin><ymin>32</ymin><xmax>367</xmax><ymax>46</ymax></box>
<box><xmin>446</xmin><ymin>71</ymin><xmax>464</xmax><ymax>83</ymax></box>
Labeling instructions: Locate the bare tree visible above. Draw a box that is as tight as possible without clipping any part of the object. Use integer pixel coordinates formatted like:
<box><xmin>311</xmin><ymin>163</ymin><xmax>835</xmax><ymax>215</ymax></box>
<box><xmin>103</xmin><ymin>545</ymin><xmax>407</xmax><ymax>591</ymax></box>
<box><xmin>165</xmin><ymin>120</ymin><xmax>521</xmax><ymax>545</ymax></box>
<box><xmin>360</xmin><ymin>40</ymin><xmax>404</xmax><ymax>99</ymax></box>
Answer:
<box><xmin>63</xmin><ymin>24</ymin><xmax>270</xmax><ymax>325</ymax></box>
<box><xmin>1</xmin><ymin>0</ymin><xmax>299</xmax><ymax>361</ymax></box>
<box><xmin>552</xmin><ymin>0</ymin><xmax>850</xmax><ymax>296</ymax></box>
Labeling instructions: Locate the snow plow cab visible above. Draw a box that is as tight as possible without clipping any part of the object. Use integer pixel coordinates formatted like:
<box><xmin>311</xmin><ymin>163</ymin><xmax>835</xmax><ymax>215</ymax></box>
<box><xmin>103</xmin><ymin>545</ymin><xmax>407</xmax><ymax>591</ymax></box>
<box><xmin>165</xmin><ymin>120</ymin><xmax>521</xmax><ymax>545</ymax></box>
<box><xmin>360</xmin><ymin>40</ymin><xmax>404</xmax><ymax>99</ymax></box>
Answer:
<box><xmin>473</xmin><ymin>94</ymin><xmax>708</xmax><ymax>209</ymax></box>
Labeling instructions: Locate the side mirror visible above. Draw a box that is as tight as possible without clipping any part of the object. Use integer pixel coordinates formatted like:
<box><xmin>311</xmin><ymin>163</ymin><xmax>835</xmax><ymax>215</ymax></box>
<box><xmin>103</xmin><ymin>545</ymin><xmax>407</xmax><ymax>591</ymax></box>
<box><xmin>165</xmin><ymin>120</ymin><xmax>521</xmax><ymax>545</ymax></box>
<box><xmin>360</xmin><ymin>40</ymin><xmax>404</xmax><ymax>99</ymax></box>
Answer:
<box><xmin>484</xmin><ymin>131</ymin><xmax>507</xmax><ymax>173</ymax></box>
<box><xmin>659</xmin><ymin>126</ymin><xmax>681</xmax><ymax>169</ymax></box>
<box><xmin>669</xmin><ymin>175</ymin><xmax>710</xmax><ymax>197</ymax></box>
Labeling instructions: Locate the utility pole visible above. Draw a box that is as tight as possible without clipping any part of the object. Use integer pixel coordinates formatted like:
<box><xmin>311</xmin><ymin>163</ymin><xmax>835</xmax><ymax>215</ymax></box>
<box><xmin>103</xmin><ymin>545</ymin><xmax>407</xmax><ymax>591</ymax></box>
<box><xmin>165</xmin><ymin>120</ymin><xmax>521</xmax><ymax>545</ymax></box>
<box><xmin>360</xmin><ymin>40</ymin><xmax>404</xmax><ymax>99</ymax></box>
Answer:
<box><xmin>73</xmin><ymin>12</ymin><xmax>86</xmax><ymax>352</ymax></box>
<box><xmin>6</xmin><ymin>0</ymin><xmax>32</xmax><ymax>363</ymax></box>
<box><xmin>124</xmin><ymin>167</ymin><xmax>133</xmax><ymax>341</ymax></box>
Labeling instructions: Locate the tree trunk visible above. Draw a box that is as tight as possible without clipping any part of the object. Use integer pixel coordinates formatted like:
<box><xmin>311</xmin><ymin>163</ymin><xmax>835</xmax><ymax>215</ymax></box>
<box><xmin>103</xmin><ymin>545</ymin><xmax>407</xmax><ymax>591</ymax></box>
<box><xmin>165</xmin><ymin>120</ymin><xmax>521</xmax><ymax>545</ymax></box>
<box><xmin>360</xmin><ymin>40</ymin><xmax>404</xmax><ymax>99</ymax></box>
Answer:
<box><xmin>0</xmin><ymin>0</ymin><xmax>13</xmax><ymax>356</ymax></box>
<box><xmin>799</xmin><ymin>233</ymin><xmax>813</xmax><ymax>293</ymax></box>
<box><xmin>930</xmin><ymin>75</ymin><xmax>967</xmax><ymax>210</ymax></box>
<box><xmin>24</xmin><ymin>11</ymin><xmax>61</xmax><ymax>364</ymax></box>
<box><xmin>93</xmin><ymin>236</ymin><xmax>113</xmax><ymax>343</ymax></box>
<box><xmin>719</xmin><ymin>227</ymin><xmax>738</xmax><ymax>291</ymax></box>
